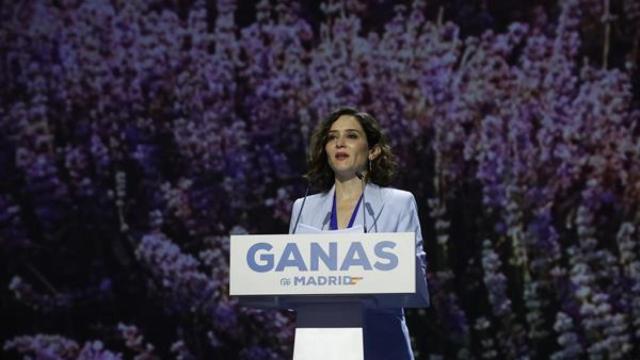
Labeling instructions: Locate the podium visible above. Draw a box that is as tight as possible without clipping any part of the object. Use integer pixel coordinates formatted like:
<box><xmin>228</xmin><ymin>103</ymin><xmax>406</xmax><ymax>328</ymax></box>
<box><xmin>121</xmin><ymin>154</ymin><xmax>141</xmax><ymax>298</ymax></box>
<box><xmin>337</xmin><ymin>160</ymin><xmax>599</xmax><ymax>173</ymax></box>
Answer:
<box><xmin>229</xmin><ymin>232</ymin><xmax>429</xmax><ymax>360</ymax></box>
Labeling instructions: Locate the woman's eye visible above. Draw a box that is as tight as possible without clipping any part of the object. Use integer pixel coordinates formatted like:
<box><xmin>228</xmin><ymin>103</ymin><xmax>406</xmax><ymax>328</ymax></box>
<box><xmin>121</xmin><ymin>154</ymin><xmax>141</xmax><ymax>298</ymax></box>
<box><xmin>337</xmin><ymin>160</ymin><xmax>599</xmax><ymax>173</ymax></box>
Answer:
<box><xmin>348</xmin><ymin>133</ymin><xmax>358</xmax><ymax>139</ymax></box>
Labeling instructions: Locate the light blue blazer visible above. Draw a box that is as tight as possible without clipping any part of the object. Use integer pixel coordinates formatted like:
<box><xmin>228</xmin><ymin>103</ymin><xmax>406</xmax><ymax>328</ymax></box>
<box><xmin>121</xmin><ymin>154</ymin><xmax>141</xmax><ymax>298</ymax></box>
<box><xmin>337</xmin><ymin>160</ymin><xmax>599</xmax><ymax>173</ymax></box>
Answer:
<box><xmin>289</xmin><ymin>183</ymin><xmax>428</xmax><ymax>360</ymax></box>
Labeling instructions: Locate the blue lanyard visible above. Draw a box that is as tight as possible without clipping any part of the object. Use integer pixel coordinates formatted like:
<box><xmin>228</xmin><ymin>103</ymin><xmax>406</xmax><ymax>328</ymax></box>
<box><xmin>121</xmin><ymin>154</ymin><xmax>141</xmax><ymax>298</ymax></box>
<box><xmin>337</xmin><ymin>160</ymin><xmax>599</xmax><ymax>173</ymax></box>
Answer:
<box><xmin>329</xmin><ymin>192</ymin><xmax>363</xmax><ymax>230</ymax></box>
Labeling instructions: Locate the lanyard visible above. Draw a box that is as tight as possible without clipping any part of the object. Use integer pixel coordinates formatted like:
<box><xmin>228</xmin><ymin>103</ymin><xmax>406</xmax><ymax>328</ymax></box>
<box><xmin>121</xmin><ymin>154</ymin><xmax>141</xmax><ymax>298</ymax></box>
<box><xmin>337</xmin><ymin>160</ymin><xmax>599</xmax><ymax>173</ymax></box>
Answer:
<box><xmin>329</xmin><ymin>192</ymin><xmax>363</xmax><ymax>230</ymax></box>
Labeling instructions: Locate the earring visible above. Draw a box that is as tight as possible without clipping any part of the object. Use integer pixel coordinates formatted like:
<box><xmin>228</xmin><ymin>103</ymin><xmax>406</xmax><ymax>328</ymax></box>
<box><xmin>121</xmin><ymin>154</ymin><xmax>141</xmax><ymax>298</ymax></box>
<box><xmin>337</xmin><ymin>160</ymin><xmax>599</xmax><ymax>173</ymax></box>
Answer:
<box><xmin>369</xmin><ymin>160</ymin><xmax>372</xmax><ymax>173</ymax></box>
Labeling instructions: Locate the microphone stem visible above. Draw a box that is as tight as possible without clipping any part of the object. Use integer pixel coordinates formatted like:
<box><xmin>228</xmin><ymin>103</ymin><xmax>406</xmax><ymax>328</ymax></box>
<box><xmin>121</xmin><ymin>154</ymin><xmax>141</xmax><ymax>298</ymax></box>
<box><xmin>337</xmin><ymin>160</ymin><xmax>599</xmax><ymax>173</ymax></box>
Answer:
<box><xmin>361</xmin><ymin>175</ymin><xmax>367</xmax><ymax>233</ymax></box>
<box><xmin>292</xmin><ymin>181</ymin><xmax>310</xmax><ymax>234</ymax></box>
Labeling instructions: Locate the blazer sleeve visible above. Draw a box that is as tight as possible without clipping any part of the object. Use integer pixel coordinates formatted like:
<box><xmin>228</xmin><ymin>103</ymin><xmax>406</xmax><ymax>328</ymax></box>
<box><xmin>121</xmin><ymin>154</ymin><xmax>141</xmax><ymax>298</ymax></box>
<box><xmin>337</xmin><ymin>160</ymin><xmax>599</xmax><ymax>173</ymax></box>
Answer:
<box><xmin>397</xmin><ymin>193</ymin><xmax>430</xmax><ymax>306</ymax></box>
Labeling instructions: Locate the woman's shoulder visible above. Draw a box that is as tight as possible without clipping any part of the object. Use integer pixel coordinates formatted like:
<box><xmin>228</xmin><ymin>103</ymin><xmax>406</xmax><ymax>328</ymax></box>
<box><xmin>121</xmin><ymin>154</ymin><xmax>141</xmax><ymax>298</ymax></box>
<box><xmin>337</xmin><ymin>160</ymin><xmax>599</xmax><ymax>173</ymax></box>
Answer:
<box><xmin>292</xmin><ymin>191</ymin><xmax>331</xmax><ymax>208</ymax></box>
<box><xmin>373</xmin><ymin>184</ymin><xmax>416</xmax><ymax>203</ymax></box>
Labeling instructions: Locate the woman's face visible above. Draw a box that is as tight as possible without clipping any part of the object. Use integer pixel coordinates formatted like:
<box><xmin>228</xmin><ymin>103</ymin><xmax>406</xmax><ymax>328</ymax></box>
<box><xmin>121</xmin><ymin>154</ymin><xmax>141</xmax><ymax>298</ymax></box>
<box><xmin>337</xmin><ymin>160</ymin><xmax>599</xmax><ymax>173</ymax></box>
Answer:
<box><xmin>325</xmin><ymin>115</ymin><xmax>370</xmax><ymax>180</ymax></box>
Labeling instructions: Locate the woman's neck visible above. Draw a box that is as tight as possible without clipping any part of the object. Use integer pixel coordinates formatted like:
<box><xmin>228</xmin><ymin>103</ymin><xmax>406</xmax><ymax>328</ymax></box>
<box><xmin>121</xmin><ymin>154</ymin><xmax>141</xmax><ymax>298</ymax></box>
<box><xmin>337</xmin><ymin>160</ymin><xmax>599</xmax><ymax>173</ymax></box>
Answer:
<box><xmin>334</xmin><ymin>176</ymin><xmax>365</xmax><ymax>202</ymax></box>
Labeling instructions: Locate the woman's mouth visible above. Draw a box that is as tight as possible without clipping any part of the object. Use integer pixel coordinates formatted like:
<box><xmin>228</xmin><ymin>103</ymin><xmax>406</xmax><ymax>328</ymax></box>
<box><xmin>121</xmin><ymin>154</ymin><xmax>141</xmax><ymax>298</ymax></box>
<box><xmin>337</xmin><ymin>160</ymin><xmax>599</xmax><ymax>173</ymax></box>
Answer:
<box><xmin>335</xmin><ymin>153</ymin><xmax>349</xmax><ymax>160</ymax></box>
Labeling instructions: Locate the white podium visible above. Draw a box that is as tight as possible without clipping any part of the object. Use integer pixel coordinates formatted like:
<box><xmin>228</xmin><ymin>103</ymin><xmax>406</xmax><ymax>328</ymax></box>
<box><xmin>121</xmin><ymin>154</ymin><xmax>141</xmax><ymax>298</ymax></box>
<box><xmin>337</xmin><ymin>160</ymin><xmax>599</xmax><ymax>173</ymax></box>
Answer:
<box><xmin>229</xmin><ymin>232</ymin><xmax>430</xmax><ymax>359</ymax></box>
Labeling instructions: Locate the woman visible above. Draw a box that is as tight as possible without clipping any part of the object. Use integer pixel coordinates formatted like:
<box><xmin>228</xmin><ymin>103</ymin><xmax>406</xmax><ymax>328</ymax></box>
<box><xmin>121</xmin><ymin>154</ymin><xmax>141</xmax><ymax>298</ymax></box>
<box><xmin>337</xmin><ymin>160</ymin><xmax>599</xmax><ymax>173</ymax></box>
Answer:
<box><xmin>289</xmin><ymin>107</ymin><xmax>428</xmax><ymax>359</ymax></box>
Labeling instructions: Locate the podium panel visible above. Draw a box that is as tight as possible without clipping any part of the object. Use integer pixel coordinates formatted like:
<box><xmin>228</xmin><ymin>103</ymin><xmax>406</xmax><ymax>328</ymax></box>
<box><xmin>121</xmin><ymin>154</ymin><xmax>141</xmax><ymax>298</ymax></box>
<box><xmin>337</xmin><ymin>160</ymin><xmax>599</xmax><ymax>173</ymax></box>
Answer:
<box><xmin>229</xmin><ymin>232</ymin><xmax>429</xmax><ymax>359</ymax></box>
<box><xmin>293</xmin><ymin>328</ymin><xmax>363</xmax><ymax>360</ymax></box>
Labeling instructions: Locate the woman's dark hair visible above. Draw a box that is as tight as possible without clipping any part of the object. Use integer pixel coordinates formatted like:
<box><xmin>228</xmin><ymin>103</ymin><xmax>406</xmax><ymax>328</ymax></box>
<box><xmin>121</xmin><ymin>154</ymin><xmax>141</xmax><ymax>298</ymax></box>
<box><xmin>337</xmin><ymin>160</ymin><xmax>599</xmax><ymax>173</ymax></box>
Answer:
<box><xmin>305</xmin><ymin>107</ymin><xmax>397</xmax><ymax>191</ymax></box>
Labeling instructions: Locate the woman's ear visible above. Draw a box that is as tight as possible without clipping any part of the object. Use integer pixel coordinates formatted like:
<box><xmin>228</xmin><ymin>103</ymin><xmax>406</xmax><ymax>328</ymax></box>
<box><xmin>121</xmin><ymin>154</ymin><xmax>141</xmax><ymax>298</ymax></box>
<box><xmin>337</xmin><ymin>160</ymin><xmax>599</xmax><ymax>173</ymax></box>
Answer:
<box><xmin>369</xmin><ymin>144</ymin><xmax>381</xmax><ymax>161</ymax></box>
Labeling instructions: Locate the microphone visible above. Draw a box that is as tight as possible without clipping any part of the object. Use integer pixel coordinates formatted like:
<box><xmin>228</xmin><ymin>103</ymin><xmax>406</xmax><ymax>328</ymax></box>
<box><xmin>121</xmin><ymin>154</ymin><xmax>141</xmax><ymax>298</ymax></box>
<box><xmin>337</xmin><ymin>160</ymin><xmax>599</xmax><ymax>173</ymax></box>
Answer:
<box><xmin>355</xmin><ymin>170</ymin><xmax>367</xmax><ymax>233</ymax></box>
<box><xmin>292</xmin><ymin>178</ymin><xmax>310</xmax><ymax>234</ymax></box>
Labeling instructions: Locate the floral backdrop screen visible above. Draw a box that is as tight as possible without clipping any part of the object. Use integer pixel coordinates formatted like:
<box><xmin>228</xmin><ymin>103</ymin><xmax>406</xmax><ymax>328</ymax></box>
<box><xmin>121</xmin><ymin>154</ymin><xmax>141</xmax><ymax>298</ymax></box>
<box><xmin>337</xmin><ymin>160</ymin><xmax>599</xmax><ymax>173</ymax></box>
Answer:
<box><xmin>1</xmin><ymin>0</ymin><xmax>639</xmax><ymax>359</ymax></box>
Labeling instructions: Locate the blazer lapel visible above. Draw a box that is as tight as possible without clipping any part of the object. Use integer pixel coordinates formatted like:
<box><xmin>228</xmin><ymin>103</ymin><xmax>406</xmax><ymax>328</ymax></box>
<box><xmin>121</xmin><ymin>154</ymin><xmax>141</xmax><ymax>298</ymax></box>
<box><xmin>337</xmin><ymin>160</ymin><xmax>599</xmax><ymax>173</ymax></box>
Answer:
<box><xmin>315</xmin><ymin>184</ymin><xmax>335</xmax><ymax>230</ymax></box>
<box><xmin>363</xmin><ymin>183</ymin><xmax>385</xmax><ymax>232</ymax></box>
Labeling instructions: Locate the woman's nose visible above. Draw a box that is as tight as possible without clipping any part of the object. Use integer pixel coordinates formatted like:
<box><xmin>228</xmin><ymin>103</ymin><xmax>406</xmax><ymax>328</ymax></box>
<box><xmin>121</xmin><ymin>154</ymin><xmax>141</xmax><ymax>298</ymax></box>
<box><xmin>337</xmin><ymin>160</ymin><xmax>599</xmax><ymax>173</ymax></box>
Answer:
<box><xmin>335</xmin><ymin>135</ymin><xmax>346</xmax><ymax>147</ymax></box>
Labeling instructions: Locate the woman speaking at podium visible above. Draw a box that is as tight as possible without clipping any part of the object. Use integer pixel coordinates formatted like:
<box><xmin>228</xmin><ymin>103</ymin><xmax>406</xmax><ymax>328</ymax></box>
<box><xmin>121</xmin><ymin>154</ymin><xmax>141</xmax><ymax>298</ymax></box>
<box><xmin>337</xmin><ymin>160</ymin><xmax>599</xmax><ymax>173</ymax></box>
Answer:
<box><xmin>289</xmin><ymin>107</ymin><xmax>427</xmax><ymax>359</ymax></box>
